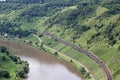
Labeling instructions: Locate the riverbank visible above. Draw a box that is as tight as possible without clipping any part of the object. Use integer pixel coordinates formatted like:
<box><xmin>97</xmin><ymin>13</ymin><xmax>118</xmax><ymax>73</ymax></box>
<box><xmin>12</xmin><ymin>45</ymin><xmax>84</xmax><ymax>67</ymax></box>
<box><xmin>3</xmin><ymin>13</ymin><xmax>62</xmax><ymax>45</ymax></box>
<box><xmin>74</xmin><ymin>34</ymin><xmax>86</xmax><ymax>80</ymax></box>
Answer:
<box><xmin>0</xmin><ymin>40</ymin><xmax>84</xmax><ymax>80</ymax></box>
<box><xmin>36</xmin><ymin>34</ymin><xmax>107</xmax><ymax>80</ymax></box>
<box><xmin>0</xmin><ymin>34</ymin><xmax>105</xmax><ymax>80</ymax></box>
<box><xmin>33</xmin><ymin>34</ymin><xmax>93</xmax><ymax>80</ymax></box>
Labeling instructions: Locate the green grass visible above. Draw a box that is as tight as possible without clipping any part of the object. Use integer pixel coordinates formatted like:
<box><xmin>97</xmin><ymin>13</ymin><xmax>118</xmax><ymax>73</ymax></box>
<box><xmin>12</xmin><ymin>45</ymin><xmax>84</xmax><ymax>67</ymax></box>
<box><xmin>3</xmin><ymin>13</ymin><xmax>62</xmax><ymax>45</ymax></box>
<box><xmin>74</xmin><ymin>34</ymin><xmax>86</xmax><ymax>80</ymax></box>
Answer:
<box><xmin>0</xmin><ymin>52</ymin><xmax>28</xmax><ymax>80</ymax></box>
<box><xmin>40</xmin><ymin>35</ymin><xmax>106</xmax><ymax>80</ymax></box>
<box><xmin>59</xmin><ymin>46</ymin><xmax>71</xmax><ymax>53</ymax></box>
<box><xmin>64</xmin><ymin>48</ymin><xmax>79</xmax><ymax>58</ymax></box>
<box><xmin>21</xmin><ymin>23</ymin><xmax>36</xmax><ymax>30</ymax></box>
<box><xmin>52</xmin><ymin>43</ymin><xmax>65</xmax><ymax>50</ymax></box>
<box><xmin>23</xmin><ymin>34</ymin><xmax>40</xmax><ymax>46</ymax></box>
<box><xmin>24</xmin><ymin>34</ymin><xmax>39</xmax><ymax>42</ymax></box>
<box><xmin>96</xmin><ymin>6</ymin><xmax>108</xmax><ymax>17</ymax></box>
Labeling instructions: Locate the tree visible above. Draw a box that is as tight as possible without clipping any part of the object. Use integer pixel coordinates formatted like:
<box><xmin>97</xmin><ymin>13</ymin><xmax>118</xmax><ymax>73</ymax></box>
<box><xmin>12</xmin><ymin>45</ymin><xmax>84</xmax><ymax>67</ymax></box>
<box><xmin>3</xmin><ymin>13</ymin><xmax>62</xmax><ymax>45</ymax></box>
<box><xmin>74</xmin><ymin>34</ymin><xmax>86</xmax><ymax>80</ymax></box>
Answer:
<box><xmin>2</xmin><ymin>56</ymin><xmax>7</xmax><ymax>61</ymax></box>
<box><xmin>39</xmin><ymin>34</ymin><xmax>43</xmax><ymax>38</ymax></box>
<box><xmin>23</xmin><ymin>66</ymin><xmax>29</xmax><ymax>74</ymax></box>
<box><xmin>5</xmin><ymin>0</ymin><xmax>40</xmax><ymax>4</ymax></box>
<box><xmin>85</xmin><ymin>72</ymin><xmax>91</xmax><ymax>78</ymax></box>
<box><xmin>0</xmin><ymin>70</ymin><xmax>10</xmax><ymax>78</ymax></box>
<box><xmin>118</xmin><ymin>46</ymin><xmax>120</xmax><ymax>52</ymax></box>
<box><xmin>54</xmin><ymin>51</ymin><xmax>58</xmax><ymax>56</ymax></box>
<box><xmin>93</xmin><ymin>0</ymin><xmax>100</xmax><ymax>4</ymax></box>
<box><xmin>17</xmin><ymin>71</ymin><xmax>27</xmax><ymax>78</ymax></box>
<box><xmin>0</xmin><ymin>46</ymin><xmax>7</xmax><ymax>53</ymax></box>
<box><xmin>70</xmin><ymin>59</ymin><xmax>73</xmax><ymax>63</ymax></box>
<box><xmin>80</xmin><ymin>67</ymin><xmax>86</xmax><ymax>75</ymax></box>
<box><xmin>3</xmin><ymin>71</ymin><xmax>11</xmax><ymax>78</ymax></box>
<box><xmin>6</xmin><ymin>51</ymin><xmax>10</xmax><ymax>55</ymax></box>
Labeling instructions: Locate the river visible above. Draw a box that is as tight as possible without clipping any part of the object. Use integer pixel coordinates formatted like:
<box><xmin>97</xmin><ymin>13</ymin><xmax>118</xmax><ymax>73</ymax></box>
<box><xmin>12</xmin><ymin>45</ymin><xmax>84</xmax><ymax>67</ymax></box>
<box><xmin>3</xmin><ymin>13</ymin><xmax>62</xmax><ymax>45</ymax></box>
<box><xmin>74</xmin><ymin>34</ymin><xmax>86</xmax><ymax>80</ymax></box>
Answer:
<box><xmin>0</xmin><ymin>40</ymin><xmax>83</xmax><ymax>80</ymax></box>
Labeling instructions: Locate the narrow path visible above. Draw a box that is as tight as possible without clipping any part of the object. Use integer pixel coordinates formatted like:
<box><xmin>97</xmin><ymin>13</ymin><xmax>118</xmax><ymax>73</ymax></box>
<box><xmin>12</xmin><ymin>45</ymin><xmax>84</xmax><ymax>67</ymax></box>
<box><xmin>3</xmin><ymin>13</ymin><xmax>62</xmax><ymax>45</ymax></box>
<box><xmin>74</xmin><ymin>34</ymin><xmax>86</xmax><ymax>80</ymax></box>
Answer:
<box><xmin>33</xmin><ymin>34</ymin><xmax>94</xmax><ymax>79</ymax></box>
<box><xmin>33</xmin><ymin>34</ymin><xmax>42</xmax><ymax>42</ymax></box>
<box><xmin>38</xmin><ymin>32</ymin><xmax>112</xmax><ymax>80</ymax></box>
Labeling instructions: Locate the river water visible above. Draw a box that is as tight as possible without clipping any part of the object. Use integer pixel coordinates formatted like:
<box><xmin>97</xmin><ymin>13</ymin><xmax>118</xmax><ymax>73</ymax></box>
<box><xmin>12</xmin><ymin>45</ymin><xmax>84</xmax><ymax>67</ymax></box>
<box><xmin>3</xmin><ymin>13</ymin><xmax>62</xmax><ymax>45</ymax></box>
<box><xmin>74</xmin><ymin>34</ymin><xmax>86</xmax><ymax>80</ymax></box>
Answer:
<box><xmin>0</xmin><ymin>40</ymin><xmax>83</xmax><ymax>80</ymax></box>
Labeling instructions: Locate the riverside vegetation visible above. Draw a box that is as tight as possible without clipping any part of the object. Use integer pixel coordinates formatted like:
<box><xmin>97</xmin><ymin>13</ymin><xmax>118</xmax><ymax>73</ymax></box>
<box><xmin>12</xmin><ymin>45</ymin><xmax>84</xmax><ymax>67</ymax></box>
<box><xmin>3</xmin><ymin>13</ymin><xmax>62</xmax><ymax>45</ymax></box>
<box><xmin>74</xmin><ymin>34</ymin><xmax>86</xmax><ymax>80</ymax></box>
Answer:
<box><xmin>0</xmin><ymin>46</ymin><xmax>29</xmax><ymax>80</ymax></box>
<box><xmin>0</xmin><ymin>0</ymin><xmax>120</xmax><ymax>80</ymax></box>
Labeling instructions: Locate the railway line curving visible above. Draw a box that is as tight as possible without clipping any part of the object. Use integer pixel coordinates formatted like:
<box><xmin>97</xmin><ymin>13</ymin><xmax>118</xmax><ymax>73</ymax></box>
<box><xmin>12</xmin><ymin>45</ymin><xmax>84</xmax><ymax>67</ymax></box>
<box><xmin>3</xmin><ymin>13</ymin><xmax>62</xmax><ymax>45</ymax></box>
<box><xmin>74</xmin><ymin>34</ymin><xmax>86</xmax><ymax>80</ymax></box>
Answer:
<box><xmin>39</xmin><ymin>32</ymin><xmax>112</xmax><ymax>80</ymax></box>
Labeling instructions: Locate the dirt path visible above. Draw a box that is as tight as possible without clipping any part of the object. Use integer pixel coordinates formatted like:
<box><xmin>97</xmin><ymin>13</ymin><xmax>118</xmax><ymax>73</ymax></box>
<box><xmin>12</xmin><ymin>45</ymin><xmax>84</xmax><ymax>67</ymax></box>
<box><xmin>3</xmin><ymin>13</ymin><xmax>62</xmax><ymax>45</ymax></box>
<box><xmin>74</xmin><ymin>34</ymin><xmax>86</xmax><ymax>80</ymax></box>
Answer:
<box><xmin>33</xmin><ymin>34</ymin><xmax>94</xmax><ymax>80</ymax></box>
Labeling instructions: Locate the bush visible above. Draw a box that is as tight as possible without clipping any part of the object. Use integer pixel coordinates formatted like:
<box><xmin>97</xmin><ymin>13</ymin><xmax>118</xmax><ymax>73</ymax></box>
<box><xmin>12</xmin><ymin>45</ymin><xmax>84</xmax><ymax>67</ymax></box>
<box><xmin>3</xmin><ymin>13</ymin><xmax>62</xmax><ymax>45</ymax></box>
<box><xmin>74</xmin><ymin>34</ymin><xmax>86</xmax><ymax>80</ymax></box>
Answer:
<box><xmin>9</xmin><ymin>55</ymin><xmax>18</xmax><ymax>62</ymax></box>
<box><xmin>0</xmin><ymin>46</ymin><xmax>7</xmax><ymax>53</ymax></box>
<box><xmin>118</xmin><ymin>46</ymin><xmax>120</xmax><ymax>52</ymax></box>
<box><xmin>80</xmin><ymin>67</ymin><xmax>86</xmax><ymax>75</ymax></box>
<box><xmin>24</xmin><ymin>62</ymin><xmax>29</xmax><ymax>74</ymax></box>
<box><xmin>17</xmin><ymin>71</ymin><xmax>27</xmax><ymax>78</ymax></box>
<box><xmin>85</xmin><ymin>72</ymin><xmax>91</xmax><ymax>78</ymax></box>
<box><xmin>6</xmin><ymin>51</ymin><xmax>10</xmax><ymax>55</ymax></box>
<box><xmin>0</xmin><ymin>70</ymin><xmax>11</xmax><ymax>78</ymax></box>
<box><xmin>54</xmin><ymin>51</ymin><xmax>58</xmax><ymax>56</ymax></box>
<box><xmin>109</xmin><ymin>39</ymin><xmax>117</xmax><ymax>46</ymax></box>
<box><xmin>2</xmin><ymin>56</ymin><xmax>7</xmax><ymax>61</ymax></box>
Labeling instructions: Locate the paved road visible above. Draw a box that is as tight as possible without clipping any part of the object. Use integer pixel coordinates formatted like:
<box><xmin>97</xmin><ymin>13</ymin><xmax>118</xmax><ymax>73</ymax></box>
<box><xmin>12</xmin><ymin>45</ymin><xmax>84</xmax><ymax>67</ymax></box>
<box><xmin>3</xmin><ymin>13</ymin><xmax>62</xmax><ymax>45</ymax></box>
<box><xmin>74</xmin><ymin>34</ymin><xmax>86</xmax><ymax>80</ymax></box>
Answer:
<box><xmin>39</xmin><ymin>32</ymin><xmax>112</xmax><ymax>80</ymax></box>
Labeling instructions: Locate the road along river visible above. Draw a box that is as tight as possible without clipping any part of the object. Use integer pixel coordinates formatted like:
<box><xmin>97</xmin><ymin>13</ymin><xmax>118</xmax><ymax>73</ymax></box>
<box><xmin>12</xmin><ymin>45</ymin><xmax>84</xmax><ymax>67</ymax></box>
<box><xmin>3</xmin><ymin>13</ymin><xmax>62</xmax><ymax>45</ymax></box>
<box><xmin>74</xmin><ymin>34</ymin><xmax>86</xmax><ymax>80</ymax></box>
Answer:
<box><xmin>0</xmin><ymin>40</ymin><xmax>83</xmax><ymax>80</ymax></box>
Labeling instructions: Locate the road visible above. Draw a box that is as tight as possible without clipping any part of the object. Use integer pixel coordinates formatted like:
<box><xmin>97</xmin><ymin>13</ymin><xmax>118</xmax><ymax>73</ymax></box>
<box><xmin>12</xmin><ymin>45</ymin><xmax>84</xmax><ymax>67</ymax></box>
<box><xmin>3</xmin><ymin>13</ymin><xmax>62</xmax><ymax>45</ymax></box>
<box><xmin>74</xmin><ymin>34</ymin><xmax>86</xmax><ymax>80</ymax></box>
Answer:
<box><xmin>39</xmin><ymin>32</ymin><xmax>112</xmax><ymax>80</ymax></box>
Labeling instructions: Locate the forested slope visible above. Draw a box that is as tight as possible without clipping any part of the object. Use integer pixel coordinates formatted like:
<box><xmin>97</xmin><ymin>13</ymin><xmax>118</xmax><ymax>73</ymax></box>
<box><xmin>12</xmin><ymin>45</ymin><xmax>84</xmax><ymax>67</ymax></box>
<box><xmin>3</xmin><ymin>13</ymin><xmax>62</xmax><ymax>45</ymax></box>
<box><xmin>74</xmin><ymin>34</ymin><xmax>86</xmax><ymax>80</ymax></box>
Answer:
<box><xmin>0</xmin><ymin>0</ymin><xmax>120</xmax><ymax>80</ymax></box>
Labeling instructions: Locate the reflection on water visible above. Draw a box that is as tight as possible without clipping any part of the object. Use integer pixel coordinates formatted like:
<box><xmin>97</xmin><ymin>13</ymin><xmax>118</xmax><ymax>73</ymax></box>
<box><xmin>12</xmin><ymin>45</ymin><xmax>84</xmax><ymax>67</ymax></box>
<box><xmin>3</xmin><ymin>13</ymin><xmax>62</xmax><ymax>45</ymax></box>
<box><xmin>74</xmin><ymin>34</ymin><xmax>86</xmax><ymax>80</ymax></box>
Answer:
<box><xmin>0</xmin><ymin>40</ymin><xmax>83</xmax><ymax>80</ymax></box>
<box><xmin>20</xmin><ymin>56</ymin><xmax>81</xmax><ymax>80</ymax></box>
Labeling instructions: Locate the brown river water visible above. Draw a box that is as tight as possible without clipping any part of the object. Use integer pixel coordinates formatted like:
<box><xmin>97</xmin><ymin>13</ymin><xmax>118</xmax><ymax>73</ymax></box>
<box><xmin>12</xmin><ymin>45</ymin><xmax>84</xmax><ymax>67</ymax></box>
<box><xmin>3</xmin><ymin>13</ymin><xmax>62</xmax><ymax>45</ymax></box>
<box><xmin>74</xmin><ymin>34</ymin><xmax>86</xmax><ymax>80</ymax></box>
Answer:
<box><xmin>0</xmin><ymin>40</ymin><xmax>83</xmax><ymax>80</ymax></box>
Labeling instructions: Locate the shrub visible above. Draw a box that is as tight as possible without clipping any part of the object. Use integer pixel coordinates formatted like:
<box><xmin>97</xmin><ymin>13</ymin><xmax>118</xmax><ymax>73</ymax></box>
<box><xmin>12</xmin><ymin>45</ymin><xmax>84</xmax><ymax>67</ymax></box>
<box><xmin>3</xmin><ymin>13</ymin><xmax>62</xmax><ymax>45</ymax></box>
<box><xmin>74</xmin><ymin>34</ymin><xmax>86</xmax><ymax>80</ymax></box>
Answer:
<box><xmin>2</xmin><ymin>56</ymin><xmax>7</xmax><ymax>61</ymax></box>
<box><xmin>80</xmin><ymin>67</ymin><xmax>86</xmax><ymax>75</ymax></box>
<box><xmin>54</xmin><ymin>51</ymin><xmax>58</xmax><ymax>56</ymax></box>
<box><xmin>17</xmin><ymin>71</ymin><xmax>27</xmax><ymax>78</ymax></box>
<box><xmin>0</xmin><ymin>70</ymin><xmax>11</xmax><ymax>78</ymax></box>
<box><xmin>118</xmin><ymin>46</ymin><xmax>120</xmax><ymax>52</ymax></box>
<box><xmin>0</xmin><ymin>46</ymin><xmax>7</xmax><ymax>53</ymax></box>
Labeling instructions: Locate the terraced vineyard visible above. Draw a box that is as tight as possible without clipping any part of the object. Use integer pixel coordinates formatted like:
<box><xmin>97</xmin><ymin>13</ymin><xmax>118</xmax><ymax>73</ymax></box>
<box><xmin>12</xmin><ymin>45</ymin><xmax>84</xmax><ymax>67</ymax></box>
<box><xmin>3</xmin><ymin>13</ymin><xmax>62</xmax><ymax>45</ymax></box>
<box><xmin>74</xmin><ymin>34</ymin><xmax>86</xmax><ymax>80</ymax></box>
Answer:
<box><xmin>40</xmin><ymin>35</ymin><xmax>106</xmax><ymax>80</ymax></box>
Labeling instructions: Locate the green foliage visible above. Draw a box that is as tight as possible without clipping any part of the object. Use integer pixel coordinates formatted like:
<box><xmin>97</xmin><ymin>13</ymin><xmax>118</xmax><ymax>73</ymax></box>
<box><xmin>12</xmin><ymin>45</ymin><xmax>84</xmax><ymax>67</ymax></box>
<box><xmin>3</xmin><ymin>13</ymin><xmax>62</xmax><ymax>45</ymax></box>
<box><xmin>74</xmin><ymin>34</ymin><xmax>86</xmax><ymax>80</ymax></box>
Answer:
<box><xmin>0</xmin><ymin>70</ymin><xmax>11</xmax><ymax>78</ymax></box>
<box><xmin>73</xmin><ymin>25</ymin><xmax>90</xmax><ymax>39</ymax></box>
<box><xmin>54</xmin><ymin>51</ymin><xmax>58</xmax><ymax>56</ymax></box>
<box><xmin>2</xmin><ymin>56</ymin><xmax>7</xmax><ymax>61</ymax></box>
<box><xmin>0</xmin><ymin>46</ymin><xmax>29</xmax><ymax>80</ymax></box>
<box><xmin>17</xmin><ymin>71</ymin><xmax>27</xmax><ymax>78</ymax></box>
<box><xmin>5</xmin><ymin>0</ymin><xmax>40</xmax><ymax>4</ymax></box>
<box><xmin>85</xmin><ymin>72</ymin><xmax>91</xmax><ymax>78</ymax></box>
<box><xmin>0</xmin><ymin>3</ymin><xmax>26</xmax><ymax>14</ymax></box>
<box><xmin>80</xmin><ymin>67</ymin><xmax>86</xmax><ymax>75</ymax></box>
<box><xmin>101</xmin><ymin>1</ymin><xmax>120</xmax><ymax>17</ymax></box>
<box><xmin>118</xmin><ymin>46</ymin><xmax>120</xmax><ymax>52</ymax></box>
<box><xmin>0</xmin><ymin>0</ymin><xmax>120</xmax><ymax>79</ymax></box>
<box><xmin>20</xmin><ymin>5</ymin><xmax>46</xmax><ymax>18</ymax></box>
<box><xmin>77</xmin><ymin>2</ymin><xmax>97</xmax><ymax>16</ymax></box>
<box><xmin>23</xmin><ymin>64</ymin><xmax>29</xmax><ymax>74</ymax></box>
<box><xmin>45</xmin><ymin>2</ymin><xmax>96</xmax><ymax>37</ymax></box>
<box><xmin>0</xmin><ymin>46</ymin><xmax>7</xmax><ymax>53</ymax></box>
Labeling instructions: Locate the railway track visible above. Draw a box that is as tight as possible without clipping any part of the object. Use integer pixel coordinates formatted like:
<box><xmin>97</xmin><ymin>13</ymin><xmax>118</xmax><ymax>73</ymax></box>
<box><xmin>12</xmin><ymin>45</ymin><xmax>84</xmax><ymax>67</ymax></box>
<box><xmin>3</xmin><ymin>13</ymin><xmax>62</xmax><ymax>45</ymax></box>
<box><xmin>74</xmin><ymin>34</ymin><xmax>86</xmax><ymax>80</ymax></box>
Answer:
<box><xmin>39</xmin><ymin>32</ymin><xmax>112</xmax><ymax>80</ymax></box>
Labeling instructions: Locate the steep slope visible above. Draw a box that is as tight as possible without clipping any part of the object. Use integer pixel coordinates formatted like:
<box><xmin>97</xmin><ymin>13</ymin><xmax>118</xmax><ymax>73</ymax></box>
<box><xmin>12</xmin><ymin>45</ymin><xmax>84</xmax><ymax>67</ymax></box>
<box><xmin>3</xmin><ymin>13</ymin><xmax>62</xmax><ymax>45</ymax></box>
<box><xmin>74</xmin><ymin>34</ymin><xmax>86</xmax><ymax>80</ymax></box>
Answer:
<box><xmin>0</xmin><ymin>0</ymin><xmax>120</xmax><ymax>80</ymax></box>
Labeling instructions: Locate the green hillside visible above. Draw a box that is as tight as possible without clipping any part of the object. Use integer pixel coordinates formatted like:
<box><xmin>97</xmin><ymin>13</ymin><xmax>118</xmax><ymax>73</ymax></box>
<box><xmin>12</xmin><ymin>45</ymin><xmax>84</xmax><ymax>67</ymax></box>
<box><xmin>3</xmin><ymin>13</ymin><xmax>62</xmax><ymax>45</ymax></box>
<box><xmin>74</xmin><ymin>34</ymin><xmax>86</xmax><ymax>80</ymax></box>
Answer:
<box><xmin>0</xmin><ymin>0</ymin><xmax>120</xmax><ymax>80</ymax></box>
